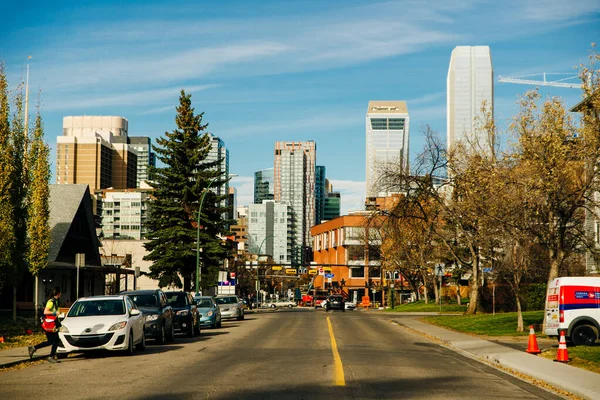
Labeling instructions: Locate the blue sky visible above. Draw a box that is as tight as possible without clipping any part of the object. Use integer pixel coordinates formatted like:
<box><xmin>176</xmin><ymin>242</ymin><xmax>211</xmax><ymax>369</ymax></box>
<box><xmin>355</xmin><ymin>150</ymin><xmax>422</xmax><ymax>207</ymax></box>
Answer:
<box><xmin>2</xmin><ymin>0</ymin><xmax>598</xmax><ymax>214</ymax></box>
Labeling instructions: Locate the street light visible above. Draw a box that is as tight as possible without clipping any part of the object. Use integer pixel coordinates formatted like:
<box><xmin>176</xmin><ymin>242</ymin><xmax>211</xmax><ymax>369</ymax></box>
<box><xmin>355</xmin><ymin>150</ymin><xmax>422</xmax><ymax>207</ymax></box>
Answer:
<box><xmin>195</xmin><ymin>173</ymin><xmax>238</xmax><ymax>296</ymax></box>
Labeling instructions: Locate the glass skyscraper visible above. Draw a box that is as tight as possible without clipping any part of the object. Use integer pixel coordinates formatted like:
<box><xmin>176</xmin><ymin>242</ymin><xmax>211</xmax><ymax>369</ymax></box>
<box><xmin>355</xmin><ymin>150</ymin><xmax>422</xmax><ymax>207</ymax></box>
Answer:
<box><xmin>254</xmin><ymin>168</ymin><xmax>274</xmax><ymax>204</ymax></box>
<box><xmin>315</xmin><ymin>166</ymin><xmax>326</xmax><ymax>224</ymax></box>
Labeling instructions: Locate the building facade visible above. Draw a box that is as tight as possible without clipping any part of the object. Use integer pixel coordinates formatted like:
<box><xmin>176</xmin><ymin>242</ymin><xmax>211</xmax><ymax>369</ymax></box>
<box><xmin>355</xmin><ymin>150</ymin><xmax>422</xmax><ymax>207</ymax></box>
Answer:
<box><xmin>96</xmin><ymin>189</ymin><xmax>152</xmax><ymax>240</ymax></box>
<box><xmin>57</xmin><ymin>116</ymin><xmax>138</xmax><ymax>192</ymax></box>
<box><xmin>324</xmin><ymin>192</ymin><xmax>341</xmax><ymax>221</ymax></box>
<box><xmin>247</xmin><ymin>201</ymin><xmax>293</xmax><ymax>264</ymax></box>
<box><xmin>447</xmin><ymin>45</ymin><xmax>494</xmax><ymax>151</ymax></box>
<box><xmin>129</xmin><ymin>136</ymin><xmax>156</xmax><ymax>187</ymax></box>
<box><xmin>366</xmin><ymin>101</ymin><xmax>410</xmax><ymax>197</ymax></box>
<box><xmin>254</xmin><ymin>168</ymin><xmax>275</xmax><ymax>204</ymax></box>
<box><xmin>274</xmin><ymin>141</ymin><xmax>316</xmax><ymax>249</ymax></box>
<box><xmin>315</xmin><ymin>165</ymin><xmax>326</xmax><ymax>224</ymax></box>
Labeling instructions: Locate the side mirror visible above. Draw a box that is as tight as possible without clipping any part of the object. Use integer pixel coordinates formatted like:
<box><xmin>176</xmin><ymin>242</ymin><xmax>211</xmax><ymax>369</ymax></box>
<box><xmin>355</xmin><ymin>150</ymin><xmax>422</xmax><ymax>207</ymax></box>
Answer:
<box><xmin>130</xmin><ymin>309</ymin><xmax>141</xmax><ymax>316</ymax></box>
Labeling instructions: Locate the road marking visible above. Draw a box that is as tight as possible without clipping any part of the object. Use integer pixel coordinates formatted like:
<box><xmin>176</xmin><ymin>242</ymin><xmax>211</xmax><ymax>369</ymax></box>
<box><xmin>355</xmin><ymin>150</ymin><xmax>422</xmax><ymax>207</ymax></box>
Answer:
<box><xmin>326</xmin><ymin>316</ymin><xmax>346</xmax><ymax>386</ymax></box>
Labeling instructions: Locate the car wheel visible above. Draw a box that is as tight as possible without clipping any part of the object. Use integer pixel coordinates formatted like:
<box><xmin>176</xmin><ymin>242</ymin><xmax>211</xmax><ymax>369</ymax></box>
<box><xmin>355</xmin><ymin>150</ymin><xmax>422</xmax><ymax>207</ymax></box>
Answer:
<box><xmin>157</xmin><ymin>324</ymin><xmax>166</xmax><ymax>344</ymax></box>
<box><xmin>136</xmin><ymin>330</ymin><xmax>146</xmax><ymax>351</ymax></box>
<box><xmin>167</xmin><ymin>321</ymin><xmax>175</xmax><ymax>342</ymax></box>
<box><xmin>288</xmin><ymin>304</ymin><xmax>293</xmax><ymax>308</ymax></box>
<box><xmin>270</xmin><ymin>304</ymin><xmax>276</xmax><ymax>309</ymax></box>
<box><xmin>217</xmin><ymin>317</ymin><xmax>222</xmax><ymax>328</ymax></box>
<box><xmin>124</xmin><ymin>331</ymin><xmax>134</xmax><ymax>356</ymax></box>
<box><xmin>571</xmin><ymin>324</ymin><xmax>598</xmax><ymax>346</ymax></box>
<box><xmin>188</xmin><ymin>318</ymin><xmax>195</xmax><ymax>337</ymax></box>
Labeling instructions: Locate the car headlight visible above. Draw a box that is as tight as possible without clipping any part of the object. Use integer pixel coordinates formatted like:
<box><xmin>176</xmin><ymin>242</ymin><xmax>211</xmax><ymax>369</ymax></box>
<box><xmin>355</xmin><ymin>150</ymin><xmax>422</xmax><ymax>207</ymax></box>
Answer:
<box><xmin>205</xmin><ymin>310</ymin><xmax>213</xmax><ymax>317</ymax></box>
<box><xmin>59</xmin><ymin>326</ymin><xmax>69</xmax><ymax>333</ymax></box>
<box><xmin>145</xmin><ymin>315</ymin><xmax>159</xmax><ymax>322</ymax></box>
<box><xmin>108</xmin><ymin>321</ymin><xmax>127</xmax><ymax>331</ymax></box>
<box><xmin>176</xmin><ymin>310</ymin><xmax>189</xmax><ymax>316</ymax></box>
<box><xmin>230</xmin><ymin>305</ymin><xmax>238</xmax><ymax>310</ymax></box>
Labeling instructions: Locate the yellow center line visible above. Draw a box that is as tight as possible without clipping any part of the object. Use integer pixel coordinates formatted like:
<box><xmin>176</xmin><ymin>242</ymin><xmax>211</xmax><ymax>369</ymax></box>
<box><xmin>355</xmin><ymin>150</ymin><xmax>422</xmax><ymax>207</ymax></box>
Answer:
<box><xmin>326</xmin><ymin>316</ymin><xmax>346</xmax><ymax>386</ymax></box>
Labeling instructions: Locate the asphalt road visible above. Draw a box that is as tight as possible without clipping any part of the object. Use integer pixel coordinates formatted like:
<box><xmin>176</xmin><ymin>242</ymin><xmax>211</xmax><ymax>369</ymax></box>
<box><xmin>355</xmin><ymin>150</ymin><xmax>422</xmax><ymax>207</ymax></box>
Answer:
<box><xmin>0</xmin><ymin>309</ymin><xmax>563</xmax><ymax>400</ymax></box>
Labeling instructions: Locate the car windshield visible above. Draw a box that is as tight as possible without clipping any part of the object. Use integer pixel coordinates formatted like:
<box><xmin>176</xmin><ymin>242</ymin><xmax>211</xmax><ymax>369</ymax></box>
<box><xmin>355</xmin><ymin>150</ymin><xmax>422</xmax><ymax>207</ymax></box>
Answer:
<box><xmin>129</xmin><ymin>294</ymin><xmax>158</xmax><ymax>308</ymax></box>
<box><xmin>166</xmin><ymin>293</ymin><xmax>187</xmax><ymax>307</ymax></box>
<box><xmin>196</xmin><ymin>299</ymin><xmax>214</xmax><ymax>308</ymax></box>
<box><xmin>68</xmin><ymin>299</ymin><xmax>125</xmax><ymax>317</ymax></box>
<box><xmin>216</xmin><ymin>297</ymin><xmax>238</xmax><ymax>305</ymax></box>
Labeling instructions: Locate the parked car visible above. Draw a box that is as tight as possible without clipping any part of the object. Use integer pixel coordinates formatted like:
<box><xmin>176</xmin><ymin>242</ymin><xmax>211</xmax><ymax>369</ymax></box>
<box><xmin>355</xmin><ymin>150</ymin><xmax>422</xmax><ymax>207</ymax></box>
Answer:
<box><xmin>121</xmin><ymin>289</ymin><xmax>175</xmax><ymax>344</ymax></box>
<box><xmin>266</xmin><ymin>299</ymin><xmax>297</xmax><ymax>309</ymax></box>
<box><xmin>215</xmin><ymin>295</ymin><xmax>244</xmax><ymax>321</ymax></box>
<box><xmin>344</xmin><ymin>302</ymin><xmax>356</xmax><ymax>311</ymax></box>
<box><xmin>57</xmin><ymin>295</ymin><xmax>145</xmax><ymax>357</ymax></box>
<box><xmin>194</xmin><ymin>295</ymin><xmax>222</xmax><ymax>329</ymax></box>
<box><xmin>314</xmin><ymin>296</ymin><xmax>328</xmax><ymax>309</ymax></box>
<box><xmin>165</xmin><ymin>291</ymin><xmax>200</xmax><ymax>337</ymax></box>
<box><xmin>326</xmin><ymin>295</ymin><xmax>345</xmax><ymax>312</ymax></box>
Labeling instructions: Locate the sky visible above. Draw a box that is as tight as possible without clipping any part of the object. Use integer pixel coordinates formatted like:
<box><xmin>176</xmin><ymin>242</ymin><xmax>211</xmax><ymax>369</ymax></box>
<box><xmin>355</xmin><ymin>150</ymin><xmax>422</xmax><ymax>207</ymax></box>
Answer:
<box><xmin>1</xmin><ymin>0</ymin><xmax>598</xmax><ymax>214</ymax></box>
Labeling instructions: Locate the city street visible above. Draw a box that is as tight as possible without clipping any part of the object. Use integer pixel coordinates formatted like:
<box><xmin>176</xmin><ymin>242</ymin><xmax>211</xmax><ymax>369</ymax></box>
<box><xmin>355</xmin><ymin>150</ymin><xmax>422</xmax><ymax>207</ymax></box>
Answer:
<box><xmin>0</xmin><ymin>309</ymin><xmax>561</xmax><ymax>400</ymax></box>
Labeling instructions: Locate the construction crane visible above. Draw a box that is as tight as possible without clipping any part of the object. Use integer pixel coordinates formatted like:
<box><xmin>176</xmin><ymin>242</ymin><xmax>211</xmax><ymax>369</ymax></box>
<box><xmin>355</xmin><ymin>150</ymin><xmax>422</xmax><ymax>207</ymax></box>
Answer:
<box><xmin>498</xmin><ymin>73</ymin><xmax>580</xmax><ymax>89</ymax></box>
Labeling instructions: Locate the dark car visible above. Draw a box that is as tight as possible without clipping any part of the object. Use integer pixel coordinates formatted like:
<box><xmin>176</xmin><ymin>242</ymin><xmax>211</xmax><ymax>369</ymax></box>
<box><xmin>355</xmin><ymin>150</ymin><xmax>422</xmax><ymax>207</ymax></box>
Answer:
<box><xmin>326</xmin><ymin>295</ymin><xmax>345</xmax><ymax>312</ymax></box>
<box><xmin>165</xmin><ymin>291</ymin><xmax>201</xmax><ymax>337</ymax></box>
<box><xmin>121</xmin><ymin>289</ymin><xmax>175</xmax><ymax>344</ymax></box>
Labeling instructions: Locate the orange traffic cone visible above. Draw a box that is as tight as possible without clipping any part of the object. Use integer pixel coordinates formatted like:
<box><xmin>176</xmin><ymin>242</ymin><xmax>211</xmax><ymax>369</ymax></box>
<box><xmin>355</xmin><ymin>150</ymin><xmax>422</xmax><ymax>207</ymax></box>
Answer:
<box><xmin>0</xmin><ymin>335</ymin><xmax>4</xmax><ymax>343</ymax></box>
<box><xmin>554</xmin><ymin>330</ymin><xmax>570</xmax><ymax>363</ymax></box>
<box><xmin>526</xmin><ymin>325</ymin><xmax>541</xmax><ymax>354</ymax></box>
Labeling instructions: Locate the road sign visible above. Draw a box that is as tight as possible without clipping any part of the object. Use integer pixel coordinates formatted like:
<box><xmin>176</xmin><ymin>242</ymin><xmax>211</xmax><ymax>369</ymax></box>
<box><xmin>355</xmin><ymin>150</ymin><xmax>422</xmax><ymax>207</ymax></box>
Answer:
<box><xmin>324</xmin><ymin>273</ymin><xmax>334</xmax><ymax>278</ymax></box>
<box><xmin>272</xmin><ymin>266</ymin><xmax>282</xmax><ymax>271</ymax></box>
<box><xmin>435</xmin><ymin>263</ymin><xmax>445</xmax><ymax>276</ymax></box>
<box><xmin>318</xmin><ymin>267</ymin><xmax>324</xmax><ymax>275</ymax></box>
<box><xmin>323</xmin><ymin>267</ymin><xmax>332</xmax><ymax>273</ymax></box>
<box><xmin>286</xmin><ymin>268</ymin><xmax>297</xmax><ymax>275</ymax></box>
<box><xmin>309</xmin><ymin>269</ymin><xmax>318</xmax><ymax>275</ymax></box>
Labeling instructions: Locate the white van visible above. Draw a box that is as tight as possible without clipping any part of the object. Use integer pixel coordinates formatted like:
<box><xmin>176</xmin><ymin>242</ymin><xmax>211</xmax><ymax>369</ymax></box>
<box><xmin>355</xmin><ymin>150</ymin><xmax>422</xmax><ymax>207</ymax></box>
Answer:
<box><xmin>545</xmin><ymin>276</ymin><xmax>600</xmax><ymax>346</ymax></box>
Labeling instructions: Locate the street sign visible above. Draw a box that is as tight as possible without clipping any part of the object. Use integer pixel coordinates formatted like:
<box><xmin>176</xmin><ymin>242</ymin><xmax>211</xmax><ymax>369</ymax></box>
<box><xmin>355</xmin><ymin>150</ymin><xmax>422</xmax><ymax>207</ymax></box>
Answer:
<box><xmin>272</xmin><ymin>266</ymin><xmax>282</xmax><ymax>271</ymax></box>
<box><xmin>318</xmin><ymin>267</ymin><xmax>324</xmax><ymax>275</ymax></box>
<box><xmin>309</xmin><ymin>269</ymin><xmax>318</xmax><ymax>275</ymax></box>
<box><xmin>435</xmin><ymin>263</ymin><xmax>445</xmax><ymax>276</ymax></box>
<box><xmin>286</xmin><ymin>268</ymin><xmax>297</xmax><ymax>275</ymax></box>
<box><xmin>323</xmin><ymin>267</ymin><xmax>332</xmax><ymax>273</ymax></box>
<box><xmin>324</xmin><ymin>273</ymin><xmax>334</xmax><ymax>278</ymax></box>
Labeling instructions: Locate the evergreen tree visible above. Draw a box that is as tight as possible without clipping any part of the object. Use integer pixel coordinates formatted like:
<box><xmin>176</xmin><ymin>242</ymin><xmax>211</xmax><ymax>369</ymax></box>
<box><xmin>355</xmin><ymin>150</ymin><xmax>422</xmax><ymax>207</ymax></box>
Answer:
<box><xmin>0</xmin><ymin>64</ymin><xmax>16</xmax><ymax>296</ymax></box>
<box><xmin>144</xmin><ymin>90</ymin><xmax>232</xmax><ymax>290</ymax></box>
<box><xmin>27</xmin><ymin>110</ymin><xmax>51</xmax><ymax>276</ymax></box>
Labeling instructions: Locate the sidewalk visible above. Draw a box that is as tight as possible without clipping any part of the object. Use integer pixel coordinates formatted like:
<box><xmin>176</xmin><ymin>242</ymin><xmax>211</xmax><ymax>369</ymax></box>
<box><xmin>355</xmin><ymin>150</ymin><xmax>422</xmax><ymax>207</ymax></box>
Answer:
<box><xmin>374</xmin><ymin>311</ymin><xmax>600</xmax><ymax>400</ymax></box>
<box><xmin>0</xmin><ymin>345</ymin><xmax>52</xmax><ymax>368</ymax></box>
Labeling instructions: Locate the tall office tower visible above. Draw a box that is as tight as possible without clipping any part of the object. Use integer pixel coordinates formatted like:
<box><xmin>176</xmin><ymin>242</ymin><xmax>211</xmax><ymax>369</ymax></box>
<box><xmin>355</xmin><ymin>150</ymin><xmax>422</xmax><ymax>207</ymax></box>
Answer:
<box><xmin>447</xmin><ymin>45</ymin><xmax>494</xmax><ymax>151</ymax></box>
<box><xmin>315</xmin><ymin>166</ymin><xmax>326</xmax><ymax>224</ymax></box>
<box><xmin>227</xmin><ymin>187</ymin><xmax>237</xmax><ymax>221</ymax></box>
<box><xmin>324</xmin><ymin>179</ymin><xmax>341</xmax><ymax>220</ymax></box>
<box><xmin>57</xmin><ymin>116</ymin><xmax>138</xmax><ymax>192</ymax></box>
<box><xmin>254</xmin><ymin>168</ymin><xmax>274</xmax><ymax>204</ymax></box>
<box><xmin>129</xmin><ymin>137</ymin><xmax>156</xmax><ymax>187</ymax></box>
<box><xmin>203</xmin><ymin>134</ymin><xmax>230</xmax><ymax>198</ymax></box>
<box><xmin>248</xmin><ymin>200</ymin><xmax>292</xmax><ymax>263</ymax></box>
<box><xmin>365</xmin><ymin>101</ymin><xmax>410</xmax><ymax>197</ymax></box>
<box><xmin>274</xmin><ymin>141</ymin><xmax>316</xmax><ymax>249</ymax></box>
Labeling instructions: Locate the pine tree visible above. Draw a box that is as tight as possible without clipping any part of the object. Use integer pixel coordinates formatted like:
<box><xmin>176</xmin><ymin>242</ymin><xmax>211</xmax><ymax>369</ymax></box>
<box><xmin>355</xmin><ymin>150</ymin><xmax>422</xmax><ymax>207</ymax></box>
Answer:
<box><xmin>144</xmin><ymin>90</ymin><xmax>232</xmax><ymax>290</ymax></box>
<box><xmin>27</xmin><ymin>110</ymin><xmax>51</xmax><ymax>277</ymax></box>
<box><xmin>0</xmin><ymin>63</ymin><xmax>16</xmax><ymax>296</ymax></box>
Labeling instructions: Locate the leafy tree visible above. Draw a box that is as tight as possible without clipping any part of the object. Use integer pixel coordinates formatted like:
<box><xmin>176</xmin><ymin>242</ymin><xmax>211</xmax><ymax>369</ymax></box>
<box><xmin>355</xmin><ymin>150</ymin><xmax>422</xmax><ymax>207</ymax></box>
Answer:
<box><xmin>144</xmin><ymin>90</ymin><xmax>232</xmax><ymax>291</ymax></box>
<box><xmin>27</xmin><ymin>110</ymin><xmax>51</xmax><ymax>277</ymax></box>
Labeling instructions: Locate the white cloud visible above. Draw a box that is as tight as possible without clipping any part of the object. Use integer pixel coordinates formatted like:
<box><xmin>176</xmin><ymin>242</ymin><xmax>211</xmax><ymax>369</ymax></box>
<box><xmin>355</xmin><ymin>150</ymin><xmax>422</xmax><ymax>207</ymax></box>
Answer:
<box><xmin>329</xmin><ymin>179</ymin><xmax>366</xmax><ymax>215</ymax></box>
<box><xmin>230</xmin><ymin>176</ymin><xmax>255</xmax><ymax>208</ymax></box>
<box><xmin>523</xmin><ymin>0</ymin><xmax>600</xmax><ymax>22</ymax></box>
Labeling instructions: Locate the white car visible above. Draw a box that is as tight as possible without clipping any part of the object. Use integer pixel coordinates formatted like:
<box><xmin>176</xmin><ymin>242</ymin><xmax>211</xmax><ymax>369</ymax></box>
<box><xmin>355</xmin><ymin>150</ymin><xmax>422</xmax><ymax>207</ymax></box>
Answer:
<box><xmin>266</xmin><ymin>299</ymin><xmax>297</xmax><ymax>309</ymax></box>
<box><xmin>58</xmin><ymin>295</ymin><xmax>146</xmax><ymax>357</ymax></box>
<box><xmin>344</xmin><ymin>302</ymin><xmax>356</xmax><ymax>310</ymax></box>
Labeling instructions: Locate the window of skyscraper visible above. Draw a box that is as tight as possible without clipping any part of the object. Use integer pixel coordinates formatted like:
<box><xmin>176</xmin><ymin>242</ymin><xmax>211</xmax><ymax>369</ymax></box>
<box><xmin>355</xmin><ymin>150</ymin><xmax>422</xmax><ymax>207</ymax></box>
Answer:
<box><xmin>388</xmin><ymin>119</ymin><xmax>405</xmax><ymax>130</ymax></box>
<box><xmin>370</xmin><ymin>118</ymin><xmax>387</xmax><ymax>130</ymax></box>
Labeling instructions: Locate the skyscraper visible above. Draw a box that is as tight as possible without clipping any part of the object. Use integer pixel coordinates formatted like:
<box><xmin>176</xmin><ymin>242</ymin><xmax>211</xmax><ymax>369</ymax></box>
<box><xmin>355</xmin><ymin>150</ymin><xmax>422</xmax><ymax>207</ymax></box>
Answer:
<box><xmin>447</xmin><ymin>45</ymin><xmax>494</xmax><ymax>151</ymax></box>
<box><xmin>57</xmin><ymin>116</ymin><xmax>138</xmax><ymax>192</ymax></box>
<box><xmin>365</xmin><ymin>101</ymin><xmax>410</xmax><ymax>197</ymax></box>
<box><xmin>204</xmin><ymin>134</ymin><xmax>230</xmax><ymax>199</ymax></box>
<box><xmin>324</xmin><ymin>179</ymin><xmax>341</xmax><ymax>221</ymax></box>
<box><xmin>254</xmin><ymin>168</ymin><xmax>274</xmax><ymax>204</ymax></box>
<box><xmin>315</xmin><ymin>166</ymin><xmax>326</xmax><ymax>224</ymax></box>
<box><xmin>248</xmin><ymin>200</ymin><xmax>292</xmax><ymax>264</ymax></box>
<box><xmin>129</xmin><ymin>136</ymin><xmax>156</xmax><ymax>187</ymax></box>
<box><xmin>274</xmin><ymin>141</ymin><xmax>316</xmax><ymax>250</ymax></box>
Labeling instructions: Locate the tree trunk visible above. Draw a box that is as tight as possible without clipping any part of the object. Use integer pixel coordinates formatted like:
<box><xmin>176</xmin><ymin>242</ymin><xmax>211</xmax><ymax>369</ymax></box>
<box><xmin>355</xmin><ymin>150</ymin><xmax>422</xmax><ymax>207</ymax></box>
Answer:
<box><xmin>422</xmin><ymin>273</ymin><xmax>429</xmax><ymax>304</ymax></box>
<box><xmin>12</xmin><ymin>285</ymin><xmax>17</xmax><ymax>322</ymax></box>
<box><xmin>543</xmin><ymin>251</ymin><xmax>564</xmax><ymax>331</ymax></box>
<box><xmin>516</xmin><ymin>295</ymin><xmax>524</xmax><ymax>332</ymax></box>
<box><xmin>456</xmin><ymin>281</ymin><xmax>462</xmax><ymax>305</ymax></box>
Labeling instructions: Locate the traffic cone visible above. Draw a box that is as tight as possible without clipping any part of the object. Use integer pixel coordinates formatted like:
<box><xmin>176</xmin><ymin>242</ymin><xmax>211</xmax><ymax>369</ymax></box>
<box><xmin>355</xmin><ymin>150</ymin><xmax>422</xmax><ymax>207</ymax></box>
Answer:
<box><xmin>0</xmin><ymin>335</ymin><xmax>4</xmax><ymax>343</ymax></box>
<box><xmin>554</xmin><ymin>330</ymin><xmax>570</xmax><ymax>363</ymax></box>
<box><xmin>526</xmin><ymin>325</ymin><xmax>541</xmax><ymax>354</ymax></box>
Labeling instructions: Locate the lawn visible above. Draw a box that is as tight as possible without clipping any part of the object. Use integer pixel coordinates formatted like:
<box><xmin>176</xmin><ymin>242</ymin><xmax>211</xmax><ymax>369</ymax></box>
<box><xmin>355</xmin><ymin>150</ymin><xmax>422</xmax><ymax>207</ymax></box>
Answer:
<box><xmin>386</xmin><ymin>300</ymin><xmax>468</xmax><ymax>313</ymax></box>
<box><xmin>421</xmin><ymin>310</ymin><xmax>544</xmax><ymax>336</ymax></box>
<box><xmin>0</xmin><ymin>318</ymin><xmax>46</xmax><ymax>351</ymax></box>
<box><xmin>539</xmin><ymin>345</ymin><xmax>600</xmax><ymax>374</ymax></box>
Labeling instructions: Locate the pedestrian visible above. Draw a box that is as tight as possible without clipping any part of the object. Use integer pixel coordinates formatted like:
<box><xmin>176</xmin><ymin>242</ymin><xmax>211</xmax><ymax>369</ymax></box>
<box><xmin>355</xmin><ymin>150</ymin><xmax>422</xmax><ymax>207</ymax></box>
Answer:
<box><xmin>247</xmin><ymin>293</ymin><xmax>253</xmax><ymax>310</ymax></box>
<box><xmin>29</xmin><ymin>286</ymin><xmax>62</xmax><ymax>363</ymax></box>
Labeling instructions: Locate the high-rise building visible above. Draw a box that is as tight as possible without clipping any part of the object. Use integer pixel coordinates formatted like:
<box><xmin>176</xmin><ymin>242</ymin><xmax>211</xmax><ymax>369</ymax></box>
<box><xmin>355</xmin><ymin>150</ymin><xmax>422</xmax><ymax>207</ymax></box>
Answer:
<box><xmin>248</xmin><ymin>200</ymin><xmax>292</xmax><ymax>264</ymax></box>
<box><xmin>227</xmin><ymin>186</ymin><xmax>237</xmax><ymax>221</ymax></box>
<box><xmin>315</xmin><ymin>166</ymin><xmax>326</xmax><ymax>224</ymax></box>
<box><xmin>57</xmin><ymin>116</ymin><xmax>138</xmax><ymax>192</ymax></box>
<box><xmin>324</xmin><ymin>179</ymin><xmax>341</xmax><ymax>220</ymax></box>
<box><xmin>254</xmin><ymin>168</ymin><xmax>274</xmax><ymax>204</ymax></box>
<box><xmin>365</xmin><ymin>101</ymin><xmax>410</xmax><ymax>197</ymax></box>
<box><xmin>129</xmin><ymin>137</ymin><xmax>156</xmax><ymax>187</ymax></box>
<box><xmin>274</xmin><ymin>141</ymin><xmax>316</xmax><ymax>250</ymax></box>
<box><xmin>97</xmin><ymin>189</ymin><xmax>151</xmax><ymax>240</ymax></box>
<box><xmin>447</xmin><ymin>45</ymin><xmax>494</xmax><ymax>151</ymax></box>
<box><xmin>204</xmin><ymin>134</ymin><xmax>230</xmax><ymax>198</ymax></box>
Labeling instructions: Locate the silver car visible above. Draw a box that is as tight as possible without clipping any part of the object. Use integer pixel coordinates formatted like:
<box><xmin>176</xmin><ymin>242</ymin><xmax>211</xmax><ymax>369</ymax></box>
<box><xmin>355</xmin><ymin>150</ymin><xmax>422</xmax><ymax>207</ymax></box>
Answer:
<box><xmin>215</xmin><ymin>295</ymin><xmax>244</xmax><ymax>321</ymax></box>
